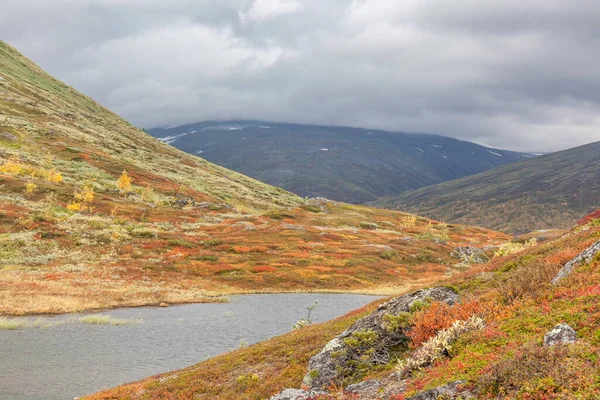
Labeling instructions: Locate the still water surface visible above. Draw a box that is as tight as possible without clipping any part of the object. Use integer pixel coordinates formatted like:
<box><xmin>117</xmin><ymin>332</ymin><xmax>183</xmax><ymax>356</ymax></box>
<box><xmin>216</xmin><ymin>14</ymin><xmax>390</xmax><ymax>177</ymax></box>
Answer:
<box><xmin>0</xmin><ymin>293</ymin><xmax>380</xmax><ymax>400</ymax></box>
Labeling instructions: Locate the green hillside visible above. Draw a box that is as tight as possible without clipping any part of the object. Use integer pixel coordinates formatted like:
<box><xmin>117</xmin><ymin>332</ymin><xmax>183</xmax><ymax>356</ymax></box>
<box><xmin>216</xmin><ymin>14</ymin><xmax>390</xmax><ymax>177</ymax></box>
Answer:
<box><xmin>371</xmin><ymin>142</ymin><xmax>600</xmax><ymax>234</ymax></box>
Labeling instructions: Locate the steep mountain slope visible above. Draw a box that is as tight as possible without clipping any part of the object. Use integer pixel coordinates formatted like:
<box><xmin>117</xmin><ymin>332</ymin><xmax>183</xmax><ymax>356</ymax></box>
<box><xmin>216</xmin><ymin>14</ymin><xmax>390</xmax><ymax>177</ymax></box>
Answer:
<box><xmin>89</xmin><ymin>210</ymin><xmax>600</xmax><ymax>400</ymax></box>
<box><xmin>0</xmin><ymin>41</ymin><xmax>509</xmax><ymax>315</ymax></box>
<box><xmin>148</xmin><ymin>121</ymin><xmax>531</xmax><ymax>203</ymax></box>
<box><xmin>372</xmin><ymin>142</ymin><xmax>600</xmax><ymax>234</ymax></box>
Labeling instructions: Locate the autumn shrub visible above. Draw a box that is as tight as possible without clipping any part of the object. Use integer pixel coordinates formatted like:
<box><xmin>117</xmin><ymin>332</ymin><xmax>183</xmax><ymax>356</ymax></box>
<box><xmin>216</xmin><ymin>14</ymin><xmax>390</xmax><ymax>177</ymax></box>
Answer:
<box><xmin>116</xmin><ymin>170</ymin><xmax>132</xmax><ymax>193</ymax></box>
<box><xmin>494</xmin><ymin>259</ymin><xmax>561</xmax><ymax>303</ymax></box>
<box><xmin>576</xmin><ymin>208</ymin><xmax>600</xmax><ymax>226</ymax></box>
<box><xmin>494</xmin><ymin>238</ymin><xmax>537</xmax><ymax>257</ymax></box>
<box><xmin>406</xmin><ymin>301</ymin><xmax>482</xmax><ymax>348</ymax></box>
<box><xmin>67</xmin><ymin>184</ymin><xmax>94</xmax><ymax>212</ymax></box>
<box><xmin>359</xmin><ymin>221</ymin><xmax>379</xmax><ymax>230</ymax></box>
<box><xmin>167</xmin><ymin>239</ymin><xmax>195</xmax><ymax>248</ymax></box>
<box><xmin>379</xmin><ymin>250</ymin><xmax>397</xmax><ymax>260</ymax></box>
<box><xmin>24</xmin><ymin>181</ymin><xmax>37</xmax><ymax>195</ymax></box>
<box><xmin>201</xmin><ymin>239</ymin><xmax>223</xmax><ymax>248</ymax></box>
<box><xmin>0</xmin><ymin>157</ymin><xmax>62</xmax><ymax>183</ymax></box>
<box><xmin>398</xmin><ymin>315</ymin><xmax>485</xmax><ymax>377</ymax></box>
<box><xmin>401</xmin><ymin>216</ymin><xmax>417</xmax><ymax>228</ymax></box>
<box><xmin>476</xmin><ymin>342</ymin><xmax>600</xmax><ymax>398</ymax></box>
<box><xmin>195</xmin><ymin>255</ymin><xmax>219</xmax><ymax>262</ymax></box>
<box><xmin>236</xmin><ymin>373</ymin><xmax>259</xmax><ymax>390</ymax></box>
<box><xmin>252</xmin><ymin>266</ymin><xmax>277</xmax><ymax>273</ymax></box>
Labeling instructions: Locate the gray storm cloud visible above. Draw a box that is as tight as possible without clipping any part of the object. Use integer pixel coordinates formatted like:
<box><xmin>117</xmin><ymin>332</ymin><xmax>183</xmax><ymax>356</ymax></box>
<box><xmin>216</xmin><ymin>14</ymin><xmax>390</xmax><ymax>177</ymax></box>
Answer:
<box><xmin>2</xmin><ymin>0</ymin><xmax>600</xmax><ymax>152</ymax></box>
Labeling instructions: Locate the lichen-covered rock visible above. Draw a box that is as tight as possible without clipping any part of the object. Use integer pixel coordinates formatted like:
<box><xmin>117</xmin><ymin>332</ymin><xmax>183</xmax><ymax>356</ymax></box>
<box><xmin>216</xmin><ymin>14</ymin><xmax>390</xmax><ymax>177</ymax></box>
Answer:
<box><xmin>269</xmin><ymin>388</ymin><xmax>329</xmax><ymax>400</ymax></box>
<box><xmin>0</xmin><ymin>132</ymin><xmax>17</xmax><ymax>142</ymax></box>
<box><xmin>344</xmin><ymin>379</ymin><xmax>382</xmax><ymax>395</ymax></box>
<box><xmin>302</xmin><ymin>287</ymin><xmax>458</xmax><ymax>391</ymax></box>
<box><xmin>451</xmin><ymin>246</ymin><xmax>488</xmax><ymax>264</ymax></box>
<box><xmin>551</xmin><ymin>240</ymin><xmax>600</xmax><ymax>284</ymax></box>
<box><xmin>406</xmin><ymin>381</ymin><xmax>471</xmax><ymax>400</ymax></box>
<box><xmin>543</xmin><ymin>323</ymin><xmax>576</xmax><ymax>346</ymax></box>
<box><xmin>269</xmin><ymin>389</ymin><xmax>310</xmax><ymax>400</ymax></box>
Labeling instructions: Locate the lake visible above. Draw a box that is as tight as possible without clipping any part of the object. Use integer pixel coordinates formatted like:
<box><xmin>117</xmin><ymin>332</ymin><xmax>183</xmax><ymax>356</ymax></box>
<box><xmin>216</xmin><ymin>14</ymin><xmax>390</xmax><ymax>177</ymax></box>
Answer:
<box><xmin>0</xmin><ymin>293</ymin><xmax>381</xmax><ymax>399</ymax></box>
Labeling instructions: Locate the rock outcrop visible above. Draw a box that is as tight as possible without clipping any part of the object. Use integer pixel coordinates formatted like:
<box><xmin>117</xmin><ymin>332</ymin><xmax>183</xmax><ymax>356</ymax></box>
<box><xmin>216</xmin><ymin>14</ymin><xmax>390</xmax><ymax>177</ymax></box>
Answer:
<box><xmin>344</xmin><ymin>379</ymin><xmax>382</xmax><ymax>396</ymax></box>
<box><xmin>543</xmin><ymin>323</ymin><xmax>577</xmax><ymax>346</ymax></box>
<box><xmin>551</xmin><ymin>240</ymin><xmax>600</xmax><ymax>284</ymax></box>
<box><xmin>406</xmin><ymin>381</ymin><xmax>472</xmax><ymax>400</ymax></box>
<box><xmin>269</xmin><ymin>388</ymin><xmax>326</xmax><ymax>400</ymax></box>
<box><xmin>451</xmin><ymin>246</ymin><xmax>488</xmax><ymax>264</ymax></box>
<box><xmin>302</xmin><ymin>287</ymin><xmax>458</xmax><ymax>391</ymax></box>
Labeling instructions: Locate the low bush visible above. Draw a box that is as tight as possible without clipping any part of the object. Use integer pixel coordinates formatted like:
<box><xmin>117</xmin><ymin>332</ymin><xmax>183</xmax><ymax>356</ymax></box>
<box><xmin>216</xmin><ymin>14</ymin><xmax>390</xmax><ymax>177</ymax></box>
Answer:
<box><xmin>398</xmin><ymin>315</ymin><xmax>485</xmax><ymax>377</ymax></box>
<box><xmin>476</xmin><ymin>342</ymin><xmax>600</xmax><ymax>398</ymax></box>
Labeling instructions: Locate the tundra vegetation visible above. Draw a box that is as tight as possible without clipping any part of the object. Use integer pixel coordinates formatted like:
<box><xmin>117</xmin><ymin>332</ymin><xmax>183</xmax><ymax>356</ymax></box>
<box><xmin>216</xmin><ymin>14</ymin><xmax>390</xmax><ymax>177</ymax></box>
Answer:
<box><xmin>89</xmin><ymin>210</ymin><xmax>600</xmax><ymax>399</ymax></box>
<box><xmin>0</xmin><ymin>40</ymin><xmax>508</xmax><ymax>315</ymax></box>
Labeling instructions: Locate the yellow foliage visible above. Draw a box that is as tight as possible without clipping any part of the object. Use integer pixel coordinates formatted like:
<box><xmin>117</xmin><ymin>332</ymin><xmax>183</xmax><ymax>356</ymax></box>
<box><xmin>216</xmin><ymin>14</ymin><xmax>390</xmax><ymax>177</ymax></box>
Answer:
<box><xmin>47</xmin><ymin>168</ymin><xmax>62</xmax><ymax>183</ymax></box>
<box><xmin>24</xmin><ymin>181</ymin><xmax>37</xmax><ymax>194</ymax></box>
<box><xmin>0</xmin><ymin>157</ymin><xmax>62</xmax><ymax>183</ymax></box>
<box><xmin>68</xmin><ymin>184</ymin><xmax>94</xmax><ymax>212</ymax></box>
<box><xmin>402</xmin><ymin>216</ymin><xmax>417</xmax><ymax>228</ymax></box>
<box><xmin>74</xmin><ymin>185</ymin><xmax>94</xmax><ymax>204</ymax></box>
<box><xmin>494</xmin><ymin>238</ymin><xmax>538</xmax><ymax>258</ymax></box>
<box><xmin>0</xmin><ymin>157</ymin><xmax>23</xmax><ymax>175</ymax></box>
<box><xmin>116</xmin><ymin>170</ymin><xmax>132</xmax><ymax>193</ymax></box>
<box><xmin>67</xmin><ymin>202</ymin><xmax>82</xmax><ymax>211</ymax></box>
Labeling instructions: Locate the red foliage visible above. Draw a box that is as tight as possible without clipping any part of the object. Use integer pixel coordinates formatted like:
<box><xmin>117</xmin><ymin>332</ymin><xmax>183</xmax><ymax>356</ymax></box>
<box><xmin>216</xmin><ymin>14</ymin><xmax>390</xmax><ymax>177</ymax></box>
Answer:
<box><xmin>252</xmin><ymin>266</ymin><xmax>277</xmax><ymax>273</ymax></box>
<box><xmin>576</xmin><ymin>208</ymin><xmax>600</xmax><ymax>226</ymax></box>
<box><xmin>406</xmin><ymin>301</ymin><xmax>482</xmax><ymax>348</ymax></box>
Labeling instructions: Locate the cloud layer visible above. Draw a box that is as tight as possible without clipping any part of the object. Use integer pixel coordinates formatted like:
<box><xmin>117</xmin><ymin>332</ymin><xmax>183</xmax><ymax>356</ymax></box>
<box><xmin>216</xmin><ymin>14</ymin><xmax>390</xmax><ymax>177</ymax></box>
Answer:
<box><xmin>2</xmin><ymin>0</ymin><xmax>600</xmax><ymax>151</ymax></box>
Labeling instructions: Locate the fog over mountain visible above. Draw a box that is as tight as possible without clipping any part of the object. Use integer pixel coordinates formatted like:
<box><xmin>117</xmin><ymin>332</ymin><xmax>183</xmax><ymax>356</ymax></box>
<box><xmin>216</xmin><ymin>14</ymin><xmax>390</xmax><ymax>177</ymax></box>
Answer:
<box><xmin>149</xmin><ymin>120</ymin><xmax>532</xmax><ymax>203</ymax></box>
<box><xmin>3</xmin><ymin>0</ymin><xmax>600</xmax><ymax>151</ymax></box>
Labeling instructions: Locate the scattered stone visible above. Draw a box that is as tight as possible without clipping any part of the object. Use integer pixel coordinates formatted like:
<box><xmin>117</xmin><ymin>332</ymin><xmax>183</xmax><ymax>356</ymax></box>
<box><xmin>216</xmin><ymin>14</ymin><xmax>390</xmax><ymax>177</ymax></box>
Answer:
<box><xmin>543</xmin><ymin>323</ymin><xmax>576</xmax><ymax>346</ymax></box>
<box><xmin>406</xmin><ymin>381</ymin><xmax>472</xmax><ymax>400</ymax></box>
<box><xmin>363</xmin><ymin>244</ymin><xmax>393</xmax><ymax>251</ymax></box>
<box><xmin>159</xmin><ymin>302</ymin><xmax>169</xmax><ymax>308</ymax></box>
<box><xmin>0</xmin><ymin>132</ymin><xmax>17</xmax><ymax>142</ymax></box>
<box><xmin>281</xmin><ymin>222</ymin><xmax>305</xmax><ymax>231</ymax></box>
<box><xmin>551</xmin><ymin>240</ymin><xmax>600</xmax><ymax>284</ymax></box>
<box><xmin>171</xmin><ymin>197</ymin><xmax>194</xmax><ymax>207</ymax></box>
<box><xmin>233</xmin><ymin>221</ymin><xmax>256</xmax><ymax>231</ymax></box>
<box><xmin>269</xmin><ymin>389</ymin><xmax>327</xmax><ymax>400</ymax></box>
<box><xmin>303</xmin><ymin>287</ymin><xmax>458</xmax><ymax>391</ymax></box>
<box><xmin>451</xmin><ymin>246</ymin><xmax>488</xmax><ymax>264</ymax></box>
<box><xmin>344</xmin><ymin>379</ymin><xmax>382</xmax><ymax>395</ymax></box>
<box><xmin>432</xmin><ymin>238</ymin><xmax>447</xmax><ymax>245</ymax></box>
<box><xmin>482</xmin><ymin>245</ymin><xmax>501</xmax><ymax>252</ymax></box>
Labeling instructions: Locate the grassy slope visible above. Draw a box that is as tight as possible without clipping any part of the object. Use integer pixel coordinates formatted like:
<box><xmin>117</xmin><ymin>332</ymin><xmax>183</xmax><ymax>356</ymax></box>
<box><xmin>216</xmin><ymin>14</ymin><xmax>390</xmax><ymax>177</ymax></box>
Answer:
<box><xmin>91</xmin><ymin>212</ymin><xmax>600</xmax><ymax>399</ymax></box>
<box><xmin>0</xmin><ymin>41</ymin><xmax>509</xmax><ymax>315</ymax></box>
<box><xmin>371</xmin><ymin>142</ymin><xmax>600</xmax><ymax>234</ymax></box>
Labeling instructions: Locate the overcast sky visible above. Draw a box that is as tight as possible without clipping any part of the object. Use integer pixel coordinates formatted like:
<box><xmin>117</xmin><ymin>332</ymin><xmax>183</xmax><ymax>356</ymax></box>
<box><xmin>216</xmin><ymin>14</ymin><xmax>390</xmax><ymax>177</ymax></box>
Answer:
<box><xmin>2</xmin><ymin>0</ymin><xmax>600</xmax><ymax>152</ymax></box>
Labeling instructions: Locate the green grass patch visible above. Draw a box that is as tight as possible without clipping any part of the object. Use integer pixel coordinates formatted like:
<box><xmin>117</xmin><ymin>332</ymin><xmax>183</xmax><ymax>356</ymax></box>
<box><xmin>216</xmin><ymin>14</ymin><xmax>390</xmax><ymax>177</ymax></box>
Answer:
<box><xmin>79</xmin><ymin>315</ymin><xmax>141</xmax><ymax>326</ymax></box>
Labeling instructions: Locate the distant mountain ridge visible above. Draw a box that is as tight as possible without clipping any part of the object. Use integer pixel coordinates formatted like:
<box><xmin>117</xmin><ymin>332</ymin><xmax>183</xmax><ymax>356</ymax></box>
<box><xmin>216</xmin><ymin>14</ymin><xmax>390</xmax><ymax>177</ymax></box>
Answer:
<box><xmin>371</xmin><ymin>141</ymin><xmax>600</xmax><ymax>234</ymax></box>
<box><xmin>148</xmin><ymin>120</ymin><xmax>533</xmax><ymax>203</ymax></box>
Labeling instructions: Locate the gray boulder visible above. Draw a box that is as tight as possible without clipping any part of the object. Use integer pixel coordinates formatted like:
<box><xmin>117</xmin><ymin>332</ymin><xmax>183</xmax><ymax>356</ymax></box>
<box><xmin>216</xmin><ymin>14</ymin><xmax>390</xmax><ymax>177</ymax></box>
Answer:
<box><xmin>551</xmin><ymin>240</ymin><xmax>600</xmax><ymax>284</ymax></box>
<box><xmin>543</xmin><ymin>323</ymin><xmax>577</xmax><ymax>346</ymax></box>
<box><xmin>406</xmin><ymin>381</ymin><xmax>471</xmax><ymax>400</ymax></box>
<box><xmin>451</xmin><ymin>246</ymin><xmax>488</xmax><ymax>264</ymax></box>
<box><xmin>344</xmin><ymin>379</ymin><xmax>382</xmax><ymax>395</ymax></box>
<box><xmin>303</xmin><ymin>287</ymin><xmax>458</xmax><ymax>391</ymax></box>
<box><xmin>269</xmin><ymin>389</ymin><xmax>311</xmax><ymax>400</ymax></box>
<box><xmin>0</xmin><ymin>132</ymin><xmax>17</xmax><ymax>142</ymax></box>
